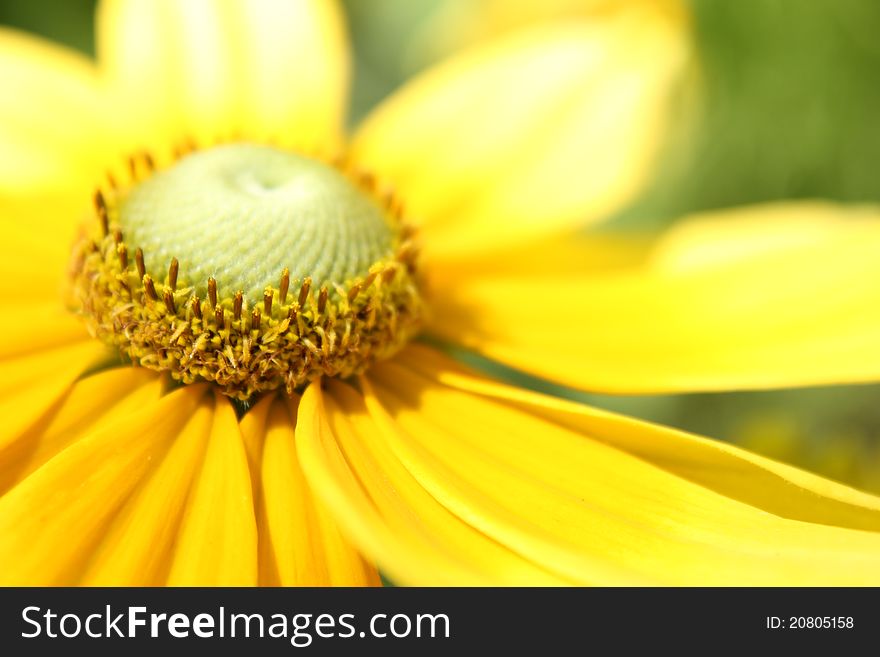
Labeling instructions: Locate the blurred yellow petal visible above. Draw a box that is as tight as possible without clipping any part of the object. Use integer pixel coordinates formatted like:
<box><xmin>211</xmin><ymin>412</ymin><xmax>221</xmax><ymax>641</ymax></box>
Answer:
<box><xmin>0</xmin><ymin>28</ymin><xmax>120</xmax><ymax>195</ymax></box>
<box><xmin>429</xmin><ymin>230</ymin><xmax>652</xmax><ymax>278</ymax></box>
<box><xmin>0</xmin><ymin>385</ymin><xmax>205</xmax><ymax>585</ymax></box>
<box><xmin>0</xmin><ymin>194</ymin><xmax>92</xmax><ymax>295</ymax></box>
<box><xmin>1</xmin><ymin>247</ymin><xmax>66</xmax><ymax>301</ymax></box>
<box><xmin>431</xmin><ymin>202</ymin><xmax>880</xmax><ymax>393</ymax></box>
<box><xmin>0</xmin><ymin>367</ymin><xmax>161</xmax><ymax>495</ymax></box>
<box><xmin>353</xmin><ymin>9</ymin><xmax>689</xmax><ymax>259</ymax></box>
<box><xmin>413</xmin><ymin>0</ymin><xmax>686</xmax><ymax>67</ymax></box>
<box><xmin>97</xmin><ymin>0</ymin><xmax>349</xmax><ymax>150</ymax></box>
<box><xmin>301</xmin><ymin>347</ymin><xmax>880</xmax><ymax>586</ymax></box>
<box><xmin>167</xmin><ymin>392</ymin><xmax>257</xmax><ymax>586</ymax></box>
<box><xmin>259</xmin><ymin>397</ymin><xmax>378</xmax><ymax>586</ymax></box>
<box><xmin>0</xmin><ymin>304</ymin><xmax>93</xmax><ymax>360</ymax></box>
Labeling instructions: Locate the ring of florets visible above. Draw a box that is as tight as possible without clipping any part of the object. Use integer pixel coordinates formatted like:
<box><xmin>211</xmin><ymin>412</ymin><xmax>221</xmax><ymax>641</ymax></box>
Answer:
<box><xmin>69</xmin><ymin>142</ymin><xmax>425</xmax><ymax>400</ymax></box>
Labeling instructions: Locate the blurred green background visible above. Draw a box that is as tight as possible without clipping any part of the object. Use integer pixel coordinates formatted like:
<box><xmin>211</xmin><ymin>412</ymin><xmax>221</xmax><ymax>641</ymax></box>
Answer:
<box><xmin>3</xmin><ymin>0</ymin><xmax>879</xmax><ymax>491</ymax></box>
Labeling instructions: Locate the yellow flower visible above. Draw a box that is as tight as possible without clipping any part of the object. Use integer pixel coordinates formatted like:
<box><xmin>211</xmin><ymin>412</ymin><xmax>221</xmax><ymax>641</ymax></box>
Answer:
<box><xmin>2</xmin><ymin>0</ymin><xmax>880</xmax><ymax>587</ymax></box>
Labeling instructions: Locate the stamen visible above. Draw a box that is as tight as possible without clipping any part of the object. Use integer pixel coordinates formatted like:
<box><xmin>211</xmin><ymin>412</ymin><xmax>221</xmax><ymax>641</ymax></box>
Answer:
<box><xmin>163</xmin><ymin>288</ymin><xmax>176</xmax><ymax>314</ymax></box>
<box><xmin>233</xmin><ymin>291</ymin><xmax>243</xmax><ymax>321</ymax></box>
<box><xmin>279</xmin><ymin>268</ymin><xmax>290</xmax><ymax>304</ymax></box>
<box><xmin>117</xmin><ymin>243</ymin><xmax>128</xmax><ymax>269</ymax></box>
<box><xmin>400</xmin><ymin>223</ymin><xmax>416</xmax><ymax>240</ymax></box>
<box><xmin>381</xmin><ymin>188</ymin><xmax>395</xmax><ymax>211</ymax></box>
<box><xmin>94</xmin><ymin>191</ymin><xmax>109</xmax><ymax>236</ymax></box>
<box><xmin>143</xmin><ymin>274</ymin><xmax>158</xmax><ymax>301</ymax></box>
<box><xmin>135</xmin><ymin>247</ymin><xmax>146</xmax><ymax>279</ymax></box>
<box><xmin>358</xmin><ymin>170</ymin><xmax>376</xmax><ymax>191</ymax></box>
<box><xmin>173</xmin><ymin>138</ymin><xmax>199</xmax><ymax>160</ymax></box>
<box><xmin>208</xmin><ymin>277</ymin><xmax>218</xmax><ymax>308</ymax></box>
<box><xmin>168</xmin><ymin>258</ymin><xmax>179</xmax><ymax>291</ymax></box>
<box><xmin>263</xmin><ymin>289</ymin><xmax>273</xmax><ymax>315</ymax></box>
<box><xmin>298</xmin><ymin>277</ymin><xmax>311</xmax><ymax>307</ymax></box>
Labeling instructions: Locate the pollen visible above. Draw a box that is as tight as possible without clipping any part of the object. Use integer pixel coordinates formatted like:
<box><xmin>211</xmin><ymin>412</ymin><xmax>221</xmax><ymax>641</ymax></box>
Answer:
<box><xmin>70</xmin><ymin>143</ymin><xmax>424</xmax><ymax>399</ymax></box>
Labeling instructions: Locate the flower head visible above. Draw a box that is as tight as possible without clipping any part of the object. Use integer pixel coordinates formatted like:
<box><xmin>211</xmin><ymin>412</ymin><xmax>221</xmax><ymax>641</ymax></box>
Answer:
<box><xmin>3</xmin><ymin>0</ymin><xmax>880</xmax><ymax>586</ymax></box>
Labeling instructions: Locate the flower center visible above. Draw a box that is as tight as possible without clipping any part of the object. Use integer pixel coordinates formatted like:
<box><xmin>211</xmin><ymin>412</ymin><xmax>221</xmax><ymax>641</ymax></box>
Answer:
<box><xmin>71</xmin><ymin>143</ymin><xmax>423</xmax><ymax>399</ymax></box>
<box><xmin>120</xmin><ymin>144</ymin><xmax>394</xmax><ymax>301</ymax></box>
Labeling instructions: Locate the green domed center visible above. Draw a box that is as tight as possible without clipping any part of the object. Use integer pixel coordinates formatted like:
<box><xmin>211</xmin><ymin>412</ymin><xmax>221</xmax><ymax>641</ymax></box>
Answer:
<box><xmin>117</xmin><ymin>143</ymin><xmax>394</xmax><ymax>302</ymax></box>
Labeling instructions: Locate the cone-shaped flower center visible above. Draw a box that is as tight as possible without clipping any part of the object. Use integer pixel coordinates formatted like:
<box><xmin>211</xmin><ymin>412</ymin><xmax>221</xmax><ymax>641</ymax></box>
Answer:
<box><xmin>119</xmin><ymin>144</ymin><xmax>394</xmax><ymax>301</ymax></box>
<box><xmin>71</xmin><ymin>143</ymin><xmax>423</xmax><ymax>399</ymax></box>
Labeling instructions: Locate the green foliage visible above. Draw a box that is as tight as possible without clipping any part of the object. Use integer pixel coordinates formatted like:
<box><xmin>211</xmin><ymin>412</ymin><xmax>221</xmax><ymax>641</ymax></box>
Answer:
<box><xmin>0</xmin><ymin>0</ymin><xmax>95</xmax><ymax>55</ymax></box>
<box><xmin>619</xmin><ymin>0</ymin><xmax>880</xmax><ymax>230</ymax></box>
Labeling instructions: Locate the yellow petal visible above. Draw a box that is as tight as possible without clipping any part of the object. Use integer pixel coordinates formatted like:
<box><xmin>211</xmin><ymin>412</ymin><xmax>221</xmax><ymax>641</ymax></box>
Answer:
<box><xmin>0</xmin><ymin>28</ymin><xmax>121</xmax><ymax>195</ymax></box>
<box><xmin>297</xmin><ymin>381</ymin><xmax>563</xmax><ymax>585</ymax></box>
<box><xmin>0</xmin><ymin>304</ymin><xmax>94</xmax><ymax>360</ymax></box>
<box><xmin>260</xmin><ymin>397</ymin><xmax>378</xmax><ymax>586</ymax></box>
<box><xmin>0</xmin><ymin>385</ymin><xmax>206</xmax><ymax>585</ymax></box>
<box><xmin>412</xmin><ymin>0</ymin><xmax>686</xmax><ymax>67</ymax></box>
<box><xmin>0</xmin><ymin>367</ymin><xmax>162</xmax><ymax>496</ymax></box>
<box><xmin>241</xmin><ymin>396</ymin><xmax>378</xmax><ymax>587</ymax></box>
<box><xmin>428</xmin><ymin>230</ymin><xmax>653</xmax><ymax>278</ymax></box>
<box><xmin>0</xmin><ymin>196</ymin><xmax>86</xmax><ymax>297</ymax></box>
<box><xmin>0</xmin><ymin>305</ymin><xmax>101</xmax><ymax>451</ymax></box>
<box><xmin>239</xmin><ymin>395</ymin><xmax>273</xmax><ymax>485</ymax></box>
<box><xmin>82</xmin><ymin>393</ymin><xmax>214</xmax><ymax>585</ymax></box>
<box><xmin>167</xmin><ymin>392</ymin><xmax>257</xmax><ymax>586</ymax></box>
<box><xmin>97</xmin><ymin>0</ymin><xmax>350</xmax><ymax>150</ymax></box>
<box><xmin>403</xmin><ymin>344</ymin><xmax>880</xmax><ymax>532</ymax></box>
<box><xmin>0</xmin><ymin>338</ymin><xmax>108</xmax><ymax>455</ymax></box>
<box><xmin>302</xmin><ymin>346</ymin><xmax>880</xmax><ymax>585</ymax></box>
<box><xmin>430</xmin><ymin>202</ymin><xmax>880</xmax><ymax>393</ymax></box>
<box><xmin>353</xmin><ymin>9</ymin><xmax>690</xmax><ymax>259</ymax></box>
<box><xmin>236</xmin><ymin>395</ymin><xmax>281</xmax><ymax>585</ymax></box>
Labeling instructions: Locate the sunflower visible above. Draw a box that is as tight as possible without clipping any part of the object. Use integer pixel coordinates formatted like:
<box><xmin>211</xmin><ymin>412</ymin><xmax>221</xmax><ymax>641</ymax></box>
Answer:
<box><xmin>3</xmin><ymin>0</ymin><xmax>880</xmax><ymax>587</ymax></box>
